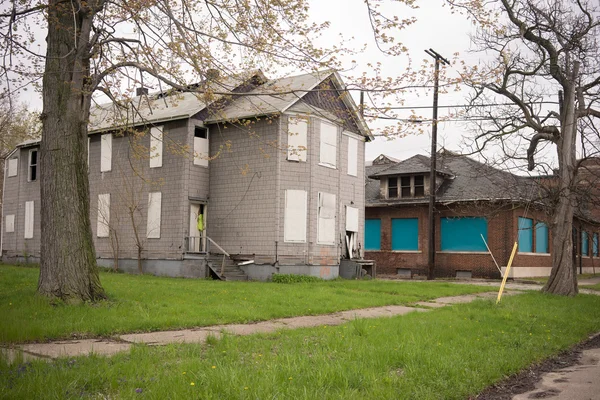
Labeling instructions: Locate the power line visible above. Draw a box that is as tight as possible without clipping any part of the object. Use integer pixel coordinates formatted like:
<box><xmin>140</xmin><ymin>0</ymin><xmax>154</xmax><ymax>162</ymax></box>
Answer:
<box><xmin>369</xmin><ymin>101</ymin><xmax>559</xmax><ymax>111</ymax></box>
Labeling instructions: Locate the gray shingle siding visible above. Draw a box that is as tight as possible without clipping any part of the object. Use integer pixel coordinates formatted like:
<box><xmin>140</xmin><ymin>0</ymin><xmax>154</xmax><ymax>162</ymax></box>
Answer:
<box><xmin>88</xmin><ymin>120</ymin><xmax>190</xmax><ymax>261</ymax></box>
<box><xmin>2</xmin><ymin>147</ymin><xmax>41</xmax><ymax>259</ymax></box>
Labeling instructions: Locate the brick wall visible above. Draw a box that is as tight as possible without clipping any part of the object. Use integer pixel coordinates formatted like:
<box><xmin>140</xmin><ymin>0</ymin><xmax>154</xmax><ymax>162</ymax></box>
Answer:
<box><xmin>364</xmin><ymin>203</ymin><xmax>570</xmax><ymax>278</ymax></box>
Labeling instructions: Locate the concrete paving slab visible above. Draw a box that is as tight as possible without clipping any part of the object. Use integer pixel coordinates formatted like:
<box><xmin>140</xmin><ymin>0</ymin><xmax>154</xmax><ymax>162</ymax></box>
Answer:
<box><xmin>120</xmin><ymin>329</ymin><xmax>221</xmax><ymax>345</ymax></box>
<box><xmin>339</xmin><ymin>305</ymin><xmax>425</xmax><ymax>320</ymax></box>
<box><xmin>579</xmin><ymin>277</ymin><xmax>600</xmax><ymax>286</ymax></box>
<box><xmin>415</xmin><ymin>301</ymin><xmax>447</xmax><ymax>308</ymax></box>
<box><xmin>18</xmin><ymin>339</ymin><xmax>131</xmax><ymax>359</ymax></box>
<box><xmin>1</xmin><ymin>347</ymin><xmax>45</xmax><ymax>363</ymax></box>
<box><xmin>512</xmin><ymin>347</ymin><xmax>600</xmax><ymax>400</ymax></box>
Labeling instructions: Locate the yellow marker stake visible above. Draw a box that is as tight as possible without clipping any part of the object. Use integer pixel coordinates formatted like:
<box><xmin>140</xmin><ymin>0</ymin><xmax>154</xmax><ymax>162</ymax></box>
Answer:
<box><xmin>497</xmin><ymin>242</ymin><xmax>518</xmax><ymax>304</ymax></box>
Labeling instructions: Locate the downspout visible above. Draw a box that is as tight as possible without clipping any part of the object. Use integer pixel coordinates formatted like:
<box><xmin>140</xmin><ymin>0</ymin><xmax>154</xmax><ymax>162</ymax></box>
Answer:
<box><xmin>274</xmin><ymin>115</ymin><xmax>282</xmax><ymax>266</ymax></box>
<box><xmin>0</xmin><ymin>159</ymin><xmax>6</xmax><ymax>259</ymax></box>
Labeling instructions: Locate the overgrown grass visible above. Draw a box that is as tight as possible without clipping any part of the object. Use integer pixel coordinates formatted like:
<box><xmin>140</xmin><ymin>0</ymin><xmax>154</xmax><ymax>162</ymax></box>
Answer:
<box><xmin>2</xmin><ymin>292</ymin><xmax>600</xmax><ymax>399</ymax></box>
<box><xmin>0</xmin><ymin>264</ymin><xmax>492</xmax><ymax>343</ymax></box>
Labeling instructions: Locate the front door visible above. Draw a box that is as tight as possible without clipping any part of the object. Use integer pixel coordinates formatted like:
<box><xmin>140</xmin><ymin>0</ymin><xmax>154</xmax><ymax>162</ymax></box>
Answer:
<box><xmin>189</xmin><ymin>204</ymin><xmax>206</xmax><ymax>252</ymax></box>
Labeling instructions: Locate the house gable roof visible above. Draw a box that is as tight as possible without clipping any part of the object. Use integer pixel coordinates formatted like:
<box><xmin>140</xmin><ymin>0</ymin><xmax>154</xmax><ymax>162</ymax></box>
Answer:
<box><xmin>204</xmin><ymin>70</ymin><xmax>373</xmax><ymax>140</ymax></box>
<box><xmin>366</xmin><ymin>151</ymin><xmax>529</xmax><ymax>206</ymax></box>
<box><xmin>88</xmin><ymin>71</ymin><xmax>265</xmax><ymax>134</ymax></box>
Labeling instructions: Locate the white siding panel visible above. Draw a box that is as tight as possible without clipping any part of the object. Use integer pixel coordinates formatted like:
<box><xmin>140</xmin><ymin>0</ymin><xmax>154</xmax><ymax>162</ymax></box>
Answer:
<box><xmin>317</xmin><ymin>192</ymin><xmax>336</xmax><ymax>244</ymax></box>
<box><xmin>24</xmin><ymin>201</ymin><xmax>34</xmax><ymax>239</ymax></box>
<box><xmin>5</xmin><ymin>215</ymin><xmax>15</xmax><ymax>233</ymax></box>
<box><xmin>100</xmin><ymin>134</ymin><xmax>112</xmax><ymax>172</ymax></box>
<box><xmin>287</xmin><ymin>117</ymin><xmax>308</xmax><ymax>162</ymax></box>
<box><xmin>346</xmin><ymin>206</ymin><xmax>359</xmax><ymax>232</ymax></box>
<box><xmin>194</xmin><ymin>137</ymin><xmax>209</xmax><ymax>167</ymax></box>
<box><xmin>319</xmin><ymin>121</ymin><xmax>337</xmax><ymax>167</ymax></box>
<box><xmin>149</xmin><ymin>126</ymin><xmax>163</xmax><ymax>168</ymax></box>
<box><xmin>97</xmin><ymin>194</ymin><xmax>110</xmax><ymax>238</ymax></box>
<box><xmin>347</xmin><ymin>136</ymin><xmax>357</xmax><ymax>176</ymax></box>
<box><xmin>284</xmin><ymin>190</ymin><xmax>307</xmax><ymax>242</ymax></box>
<box><xmin>147</xmin><ymin>192</ymin><xmax>162</xmax><ymax>239</ymax></box>
<box><xmin>7</xmin><ymin>158</ymin><xmax>18</xmax><ymax>177</ymax></box>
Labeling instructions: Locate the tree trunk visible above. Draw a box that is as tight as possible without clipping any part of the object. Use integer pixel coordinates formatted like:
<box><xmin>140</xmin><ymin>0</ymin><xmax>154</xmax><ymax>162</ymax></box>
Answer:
<box><xmin>37</xmin><ymin>1</ymin><xmax>105</xmax><ymax>302</ymax></box>
<box><xmin>542</xmin><ymin>83</ymin><xmax>578</xmax><ymax>296</ymax></box>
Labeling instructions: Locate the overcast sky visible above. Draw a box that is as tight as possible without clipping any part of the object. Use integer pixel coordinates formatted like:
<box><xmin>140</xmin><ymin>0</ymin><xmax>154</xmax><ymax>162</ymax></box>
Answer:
<box><xmin>15</xmin><ymin>1</ymin><xmax>501</xmax><ymax>164</ymax></box>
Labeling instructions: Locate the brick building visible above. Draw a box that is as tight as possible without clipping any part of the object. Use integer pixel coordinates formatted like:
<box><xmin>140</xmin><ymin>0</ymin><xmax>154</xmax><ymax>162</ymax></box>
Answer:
<box><xmin>365</xmin><ymin>151</ymin><xmax>600</xmax><ymax>278</ymax></box>
<box><xmin>2</xmin><ymin>70</ymin><xmax>373</xmax><ymax>280</ymax></box>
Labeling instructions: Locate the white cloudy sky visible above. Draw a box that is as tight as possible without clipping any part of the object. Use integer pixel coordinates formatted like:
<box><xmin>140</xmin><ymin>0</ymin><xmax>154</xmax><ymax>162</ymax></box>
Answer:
<box><xmin>15</xmin><ymin>0</ymin><xmax>552</xmax><ymax>168</ymax></box>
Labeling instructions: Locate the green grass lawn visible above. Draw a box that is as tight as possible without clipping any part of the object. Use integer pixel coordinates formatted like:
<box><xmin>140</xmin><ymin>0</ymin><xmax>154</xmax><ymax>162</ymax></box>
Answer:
<box><xmin>2</xmin><ymin>292</ymin><xmax>600</xmax><ymax>399</ymax></box>
<box><xmin>0</xmin><ymin>264</ymin><xmax>493</xmax><ymax>343</ymax></box>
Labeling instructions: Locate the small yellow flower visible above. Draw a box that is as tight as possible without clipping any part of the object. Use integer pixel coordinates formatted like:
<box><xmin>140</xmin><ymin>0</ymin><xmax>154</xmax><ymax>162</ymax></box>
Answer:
<box><xmin>190</xmin><ymin>382</ymin><xmax>195</xmax><ymax>386</ymax></box>
<box><xmin>212</xmin><ymin>365</ymin><xmax>216</xmax><ymax>369</ymax></box>
<box><xmin>182</xmin><ymin>372</ymin><xmax>186</xmax><ymax>375</ymax></box>
<box><xmin>244</xmin><ymin>387</ymin><xmax>249</xmax><ymax>390</ymax></box>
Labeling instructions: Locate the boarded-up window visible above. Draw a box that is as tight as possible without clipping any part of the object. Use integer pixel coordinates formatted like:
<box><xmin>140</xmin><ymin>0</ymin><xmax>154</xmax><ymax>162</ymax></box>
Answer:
<box><xmin>518</xmin><ymin>217</ymin><xmax>533</xmax><ymax>253</ymax></box>
<box><xmin>7</xmin><ymin>158</ymin><xmax>18</xmax><ymax>177</ymax></box>
<box><xmin>317</xmin><ymin>192</ymin><xmax>336</xmax><ymax>244</ymax></box>
<box><xmin>97</xmin><ymin>194</ymin><xmax>110</xmax><ymax>238</ymax></box>
<box><xmin>441</xmin><ymin>217</ymin><xmax>487</xmax><ymax>252</ymax></box>
<box><xmin>287</xmin><ymin>117</ymin><xmax>308</xmax><ymax>162</ymax></box>
<box><xmin>147</xmin><ymin>192</ymin><xmax>162</xmax><ymax>239</ymax></box>
<box><xmin>5</xmin><ymin>215</ymin><xmax>15</xmax><ymax>233</ymax></box>
<box><xmin>101</xmin><ymin>134</ymin><xmax>112</xmax><ymax>172</ymax></box>
<box><xmin>28</xmin><ymin>150</ymin><xmax>38</xmax><ymax>181</ymax></box>
<box><xmin>535</xmin><ymin>222</ymin><xmax>549</xmax><ymax>254</ymax></box>
<box><xmin>391</xmin><ymin>218</ymin><xmax>418</xmax><ymax>250</ymax></box>
<box><xmin>347</xmin><ymin>136</ymin><xmax>358</xmax><ymax>176</ymax></box>
<box><xmin>365</xmin><ymin>219</ymin><xmax>381</xmax><ymax>250</ymax></box>
<box><xmin>24</xmin><ymin>201</ymin><xmax>34</xmax><ymax>239</ymax></box>
<box><xmin>319</xmin><ymin>121</ymin><xmax>337</xmax><ymax>167</ymax></box>
<box><xmin>193</xmin><ymin>127</ymin><xmax>209</xmax><ymax>167</ymax></box>
<box><xmin>149</xmin><ymin>126</ymin><xmax>163</xmax><ymax>168</ymax></box>
<box><xmin>284</xmin><ymin>190</ymin><xmax>307</xmax><ymax>242</ymax></box>
<box><xmin>345</xmin><ymin>206</ymin><xmax>359</xmax><ymax>232</ymax></box>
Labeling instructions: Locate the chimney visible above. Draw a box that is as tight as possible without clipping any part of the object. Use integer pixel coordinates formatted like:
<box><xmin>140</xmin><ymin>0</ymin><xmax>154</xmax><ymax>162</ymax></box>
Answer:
<box><xmin>206</xmin><ymin>69</ymin><xmax>220</xmax><ymax>81</ymax></box>
<box><xmin>136</xmin><ymin>87</ymin><xmax>149</xmax><ymax>96</ymax></box>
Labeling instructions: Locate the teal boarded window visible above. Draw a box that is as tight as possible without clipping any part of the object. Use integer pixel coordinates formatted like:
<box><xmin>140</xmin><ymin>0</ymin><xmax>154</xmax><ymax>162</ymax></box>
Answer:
<box><xmin>440</xmin><ymin>217</ymin><xmax>487</xmax><ymax>252</ymax></box>
<box><xmin>518</xmin><ymin>217</ymin><xmax>533</xmax><ymax>253</ymax></box>
<box><xmin>582</xmin><ymin>231</ymin><xmax>589</xmax><ymax>256</ymax></box>
<box><xmin>593</xmin><ymin>233</ymin><xmax>598</xmax><ymax>257</ymax></box>
<box><xmin>391</xmin><ymin>218</ymin><xmax>418</xmax><ymax>251</ymax></box>
<box><xmin>535</xmin><ymin>222</ymin><xmax>549</xmax><ymax>253</ymax></box>
<box><xmin>365</xmin><ymin>219</ymin><xmax>381</xmax><ymax>250</ymax></box>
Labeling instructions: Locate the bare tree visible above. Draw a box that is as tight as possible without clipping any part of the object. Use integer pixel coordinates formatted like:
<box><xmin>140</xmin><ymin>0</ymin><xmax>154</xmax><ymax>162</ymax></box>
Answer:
<box><xmin>450</xmin><ymin>0</ymin><xmax>600</xmax><ymax>295</ymax></box>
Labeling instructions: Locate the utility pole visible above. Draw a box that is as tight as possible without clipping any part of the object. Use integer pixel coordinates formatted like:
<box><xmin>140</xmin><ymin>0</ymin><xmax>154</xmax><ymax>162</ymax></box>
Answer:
<box><xmin>425</xmin><ymin>48</ymin><xmax>449</xmax><ymax>281</ymax></box>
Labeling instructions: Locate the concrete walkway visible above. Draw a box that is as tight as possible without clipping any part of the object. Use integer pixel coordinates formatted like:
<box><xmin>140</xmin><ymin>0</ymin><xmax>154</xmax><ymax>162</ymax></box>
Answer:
<box><xmin>2</xmin><ymin>279</ymin><xmax>598</xmax><ymax>365</ymax></box>
<box><xmin>2</xmin><ymin>291</ymin><xmax>508</xmax><ymax>363</ymax></box>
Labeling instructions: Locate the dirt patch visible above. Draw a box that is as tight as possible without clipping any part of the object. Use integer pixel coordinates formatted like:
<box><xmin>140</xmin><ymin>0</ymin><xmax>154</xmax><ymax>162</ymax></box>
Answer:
<box><xmin>474</xmin><ymin>333</ymin><xmax>600</xmax><ymax>399</ymax></box>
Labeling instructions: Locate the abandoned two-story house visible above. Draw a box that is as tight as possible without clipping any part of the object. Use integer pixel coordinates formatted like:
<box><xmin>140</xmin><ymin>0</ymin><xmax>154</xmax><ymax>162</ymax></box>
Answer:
<box><xmin>365</xmin><ymin>151</ymin><xmax>600</xmax><ymax>278</ymax></box>
<box><xmin>2</xmin><ymin>69</ymin><xmax>373</xmax><ymax>280</ymax></box>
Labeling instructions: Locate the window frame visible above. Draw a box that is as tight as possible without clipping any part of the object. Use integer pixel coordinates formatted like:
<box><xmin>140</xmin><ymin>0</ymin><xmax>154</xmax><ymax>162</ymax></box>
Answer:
<box><xmin>97</xmin><ymin>194</ymin><xmax>111</xmax><ymax>238</ymax></box>
<box><xmin>317</xmin><ymin>192</ymin><xmax>336</xmax><ymax>245</ymax></box>
<box><xmin>100</xmin><ymin>133</ymin><xmax>112</xmax><ymax>172</ymax></box>
<box><xmin>147</xmin><ymin>192</ymin><xmax>162</xmax><ymax>239</ymax></box>
<box><xmin>582</xmin><ymin>230</ymin><xmax>589</xmax><ymax>257</ymax></box>
<box><xmin>319</xmin><ymin>121</ymin><xmax>337</xmax><ymax>168</ymax></box>
<box><xmin>365</xmin><ymin>219</ymin><xmax>381</xmax><ymax>250</ymax></box>
<box><xmin>287</xmin><ymin>117</ymin><xmax>308</xmax><ymax>162</ymax></box>
<box><xmin>388</xmin><ymin>177</ymin><xmax>398</xmax><ymax>198</ymax></box>
<box><xmin>7</xmin><ymin>157</ymin><xmax>18</xmax><ymax>177</ymax></box>
<box><xmin>283</xmin><ymin>189</ymin><xmax>307</xmax><ymax>243</ymax></box>
<box><xmin>28</xmin><ymin>149</ymin><xmax>38</xmax><ymax>182</ymax></box>
<box><xmin>193</xmin><ymin>126</ymin><xmax>209</xmax><ymax>167</ymax></box>
<box><xmin>149</xmin><ymin>125</ymin><xmax>164</xmax><ymax>168</ymax></box>
<box><xmin>5</xmin><ymin>214</ymin><xmax>15</xmax><ymax>233</ymax></box>
<box><xmin>440</xmin><ymin>217</ymin><xmax>488</xmax><ymax>252</ymax></box>
<box><xmin>391</xmin><ymin>218</ymin><xmax>419</xmax><ymax>251</ymax></box>
<box><xmin>518</xmin><ymin>217</ymin><xmax>534</xmax><ymax>253</ymax></box>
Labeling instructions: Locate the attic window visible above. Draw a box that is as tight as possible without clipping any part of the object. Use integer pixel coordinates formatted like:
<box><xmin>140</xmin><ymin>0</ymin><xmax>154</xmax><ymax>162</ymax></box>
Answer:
<box><xmin>388</xmin><ymin>177</ymin><xmax>398</xmax><ymax>198</ymax></box>
<box><xmin>195</xmin><ymin>127</ymin><xmax>208</xmax><ymax>139</ymax></box>
<box><xmin>414</xmin><ymin>175</ymin><xmax>425</xmax><ymax>196</ymax></box>
<box><xmin>400</xmin><ymin>177</ymin><xmax>411</xmax><ymax>197</ymax></box>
